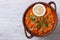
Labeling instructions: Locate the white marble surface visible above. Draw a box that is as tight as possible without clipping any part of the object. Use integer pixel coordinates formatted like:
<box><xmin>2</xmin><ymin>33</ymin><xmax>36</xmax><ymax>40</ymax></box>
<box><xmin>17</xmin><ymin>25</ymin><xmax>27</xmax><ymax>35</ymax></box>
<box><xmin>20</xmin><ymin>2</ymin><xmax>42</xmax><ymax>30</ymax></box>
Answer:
<box><xmin>0</xmin><ymin>0</ymin><xmax>60</xmax><ymax>40</ymax></box>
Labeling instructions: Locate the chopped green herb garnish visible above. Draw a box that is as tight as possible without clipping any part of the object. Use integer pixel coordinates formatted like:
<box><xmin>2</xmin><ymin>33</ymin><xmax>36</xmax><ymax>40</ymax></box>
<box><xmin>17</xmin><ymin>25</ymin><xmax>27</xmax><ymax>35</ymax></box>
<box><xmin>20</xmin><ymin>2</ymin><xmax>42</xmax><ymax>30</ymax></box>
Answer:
<box><xmin>42</xmin><ymin>17</ymin><xmax>45</xmax><ymax>22</ymax></box>
<box><xmin>39</xmin><ymin>17</ymin><xmax>44</xmax><ymax>25</ymax></box>
<box><xmin>35</xmin><ymin>23</ymin><xmax>42</xmax><ymax>29</ymax></box>
<box><xmin>40</xmin><ymin>21</ymin><xmax>43</xmax><ymax>25</ymax></box>
<box><xmin>29</xmin><ymin>15</ymin><xmax>35</xmax><ymax>19</ymax></box>
<box><xmin>29</xmin><ymin>15</ymin><xmax>36</xmax><ymax>23</ymax></box>
<box><xmin>44</xmin><ymin>23</ymin><xmax>48</xmax><ymax>27</ymax></box>
<box><xmin>36</xmin><ymin>26</ymin><xmax>41</xmax><ymax>29</ymax></box>
<box><xmin>31</xmin><ymin>19</ymin><xmax>35</xmax><ymax>22</ymax></box>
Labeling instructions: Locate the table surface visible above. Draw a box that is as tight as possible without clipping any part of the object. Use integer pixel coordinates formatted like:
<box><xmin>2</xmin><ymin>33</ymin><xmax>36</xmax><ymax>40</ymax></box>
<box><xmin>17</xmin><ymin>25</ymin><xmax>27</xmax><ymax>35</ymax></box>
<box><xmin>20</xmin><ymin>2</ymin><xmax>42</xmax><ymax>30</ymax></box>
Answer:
<box><xmin>0</xmin><ymin>0</ymin><xmax>60</xmax><ymax>40</ymax></box>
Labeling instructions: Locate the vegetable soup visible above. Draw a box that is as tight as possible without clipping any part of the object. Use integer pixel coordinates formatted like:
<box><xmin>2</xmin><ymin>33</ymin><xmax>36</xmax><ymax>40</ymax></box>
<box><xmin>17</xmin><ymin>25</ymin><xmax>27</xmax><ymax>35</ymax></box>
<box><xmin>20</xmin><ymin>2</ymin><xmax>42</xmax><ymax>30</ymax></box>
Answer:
<box><xmin>24</xmin><ymin>4</ymin><xmax>57</xmax><ymax>36</ymax></box>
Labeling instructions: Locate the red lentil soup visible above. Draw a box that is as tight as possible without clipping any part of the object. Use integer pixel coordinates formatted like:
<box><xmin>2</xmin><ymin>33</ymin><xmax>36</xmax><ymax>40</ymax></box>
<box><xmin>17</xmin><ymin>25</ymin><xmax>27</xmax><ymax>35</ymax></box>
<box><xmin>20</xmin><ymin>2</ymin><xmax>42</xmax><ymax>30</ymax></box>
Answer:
<box><xmin>24</xmin><ymin>3</ymin><xmax>57</xmax><ymax>36</ymax></box>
